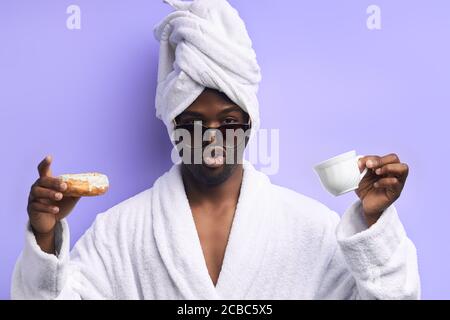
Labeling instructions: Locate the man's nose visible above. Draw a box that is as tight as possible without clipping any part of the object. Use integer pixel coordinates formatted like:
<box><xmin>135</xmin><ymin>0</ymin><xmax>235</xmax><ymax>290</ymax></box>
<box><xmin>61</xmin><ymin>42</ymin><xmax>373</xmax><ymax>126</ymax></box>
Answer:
<box><xmin>203</xmin><ymin>121</ymin><xmax>221</xmax><ymax>144</ymax></box>
<box><xmin>204</xmin><ymin>129</ymin><xmax>217</xmax><ymax>144</ymax></box>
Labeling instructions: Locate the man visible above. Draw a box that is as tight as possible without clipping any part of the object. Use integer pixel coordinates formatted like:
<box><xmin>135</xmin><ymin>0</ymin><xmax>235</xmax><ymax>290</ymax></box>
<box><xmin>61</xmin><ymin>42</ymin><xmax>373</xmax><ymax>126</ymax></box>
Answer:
<box><xmin>12</xmin><ymin>0</ymin><xmax>419</xmax><ymax>299</ymax></box>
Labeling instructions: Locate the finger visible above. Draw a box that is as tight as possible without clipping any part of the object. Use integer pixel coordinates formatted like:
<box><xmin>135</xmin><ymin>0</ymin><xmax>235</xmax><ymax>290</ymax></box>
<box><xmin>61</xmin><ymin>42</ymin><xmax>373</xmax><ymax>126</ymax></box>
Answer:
<box><xmin>375</xmin><ymin>163</ymin><xmax>409</xmax><ymax>179</ymax></box>
<box><xmin>358</xmin><ymin>156</ymin><xmax>368</xmax><ymax>171</ymax></box>
<box><xmin>30</xmin><ymin>185</ymin><xmax>63</xmax><ymax>201</ymax></box>
<box><xmin>365</xmin><ymin>153</ymin><xmax>401</xmax><ymax>170</ymax></box>
<box><xmin>358</xmin><ymin>155</ymin><xmax>380</xmax><ymax>171</ymax></box>
<box><xmin>37</xmin><ymin>176</ymin><xmax>67</xmax><ymax>192</ymax></box>
<box><xmin>373</xmin><ymin>177</ymin><xmax>401</xmax><ymax>189</ymax></box>
<box><xmin>36</xmin><ymin>198</ymin><xmax>53</xmax><ymax>205</ymax></box>
<box><xmin>37</xmin><ymin>155</ymin><xmax>53</xmax><ymax>178</ymax></box>
<box><xmin>28</xmin><ymin>201</ymin><xmax>59</xmax><ymax>214</ymax></box>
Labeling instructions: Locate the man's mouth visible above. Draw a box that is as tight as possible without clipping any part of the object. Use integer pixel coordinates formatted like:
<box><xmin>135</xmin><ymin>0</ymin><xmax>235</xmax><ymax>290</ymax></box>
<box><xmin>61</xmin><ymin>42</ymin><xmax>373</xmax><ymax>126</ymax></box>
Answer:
<box><xmin>203</xmin><ymin>145</ymin><xmax>225</xmax><ymax>168</ymax></box>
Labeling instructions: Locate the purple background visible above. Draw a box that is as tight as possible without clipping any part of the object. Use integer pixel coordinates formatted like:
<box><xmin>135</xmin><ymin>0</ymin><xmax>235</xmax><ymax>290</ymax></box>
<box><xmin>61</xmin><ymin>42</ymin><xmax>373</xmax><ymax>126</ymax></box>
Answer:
<box><xmin>1</xmin><ymin>0</ymin><xmax>449</xmax><ymax>299</ymax></box>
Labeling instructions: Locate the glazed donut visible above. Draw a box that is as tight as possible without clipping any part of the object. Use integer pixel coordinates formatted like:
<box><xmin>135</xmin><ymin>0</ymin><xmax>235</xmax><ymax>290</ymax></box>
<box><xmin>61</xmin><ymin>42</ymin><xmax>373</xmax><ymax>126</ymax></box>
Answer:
<box><xmin>59</xmin><ymin>173</ymin><xmax>109</xmax><ymax>197</ymax></box>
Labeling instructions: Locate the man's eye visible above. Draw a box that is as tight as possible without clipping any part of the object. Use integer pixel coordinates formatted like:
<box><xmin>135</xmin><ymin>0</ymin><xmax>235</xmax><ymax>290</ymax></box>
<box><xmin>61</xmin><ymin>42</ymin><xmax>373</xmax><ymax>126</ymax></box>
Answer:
<box><xmin>223</xmin><ymin>118</ymin><xmax>238</xmax><ymax>124</ymax></box>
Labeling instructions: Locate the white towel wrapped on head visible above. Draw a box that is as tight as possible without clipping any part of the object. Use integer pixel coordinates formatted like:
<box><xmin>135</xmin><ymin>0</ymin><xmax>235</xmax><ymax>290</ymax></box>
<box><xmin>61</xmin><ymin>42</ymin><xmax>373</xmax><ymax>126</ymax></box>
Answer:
<box><xmin>153</xmin><ymin>0</ymin><xmax>262</xmax><ymax>139</ymax></box>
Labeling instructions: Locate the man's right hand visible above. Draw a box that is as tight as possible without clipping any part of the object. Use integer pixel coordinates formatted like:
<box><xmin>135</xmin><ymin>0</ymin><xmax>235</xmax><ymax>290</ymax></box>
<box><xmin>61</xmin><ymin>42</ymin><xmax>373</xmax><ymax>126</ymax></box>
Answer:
<box><xmin>27</xmin><ymin>155</ymin><xmax>80</xmax><ymax>253</ymax></box>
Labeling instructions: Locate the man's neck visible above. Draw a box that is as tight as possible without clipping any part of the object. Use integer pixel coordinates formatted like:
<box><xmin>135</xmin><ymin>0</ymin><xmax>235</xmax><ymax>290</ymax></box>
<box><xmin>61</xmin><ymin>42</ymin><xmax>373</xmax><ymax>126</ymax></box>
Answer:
<box><xmin>182</xmin><ymin>165</ymin><xmax>244</xmax><ymax>210</ymax></box>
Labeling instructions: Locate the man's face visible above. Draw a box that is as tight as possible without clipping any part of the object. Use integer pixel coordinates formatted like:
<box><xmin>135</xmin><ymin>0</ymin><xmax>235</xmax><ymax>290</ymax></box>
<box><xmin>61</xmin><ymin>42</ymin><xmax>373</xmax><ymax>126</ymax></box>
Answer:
<box><xmin>174</xmin><ymin>88</ymin><xmax>250</xmax><ymax>186</ymax></box>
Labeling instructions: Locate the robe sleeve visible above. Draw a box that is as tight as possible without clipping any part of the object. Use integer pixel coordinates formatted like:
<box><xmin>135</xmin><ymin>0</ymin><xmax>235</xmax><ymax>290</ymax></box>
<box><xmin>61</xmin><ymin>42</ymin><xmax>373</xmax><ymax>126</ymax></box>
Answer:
<box><xmin>11</xmin><ymin>217</ymin><xmax>115</xmax><ymax>300</ymax></box>
<box><xmin>315</xmin><ymin>200</ymin><xmax>420</xmax><ymax>299</ymax></box>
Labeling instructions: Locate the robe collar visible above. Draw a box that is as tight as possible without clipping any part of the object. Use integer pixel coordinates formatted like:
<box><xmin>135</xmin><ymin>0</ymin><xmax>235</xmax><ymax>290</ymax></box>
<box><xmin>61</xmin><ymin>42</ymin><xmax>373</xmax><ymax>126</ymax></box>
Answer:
<box><xmin>151</xmin><ymin>160</ymin><xmax>274</xmax><ymax>299</ymax></box>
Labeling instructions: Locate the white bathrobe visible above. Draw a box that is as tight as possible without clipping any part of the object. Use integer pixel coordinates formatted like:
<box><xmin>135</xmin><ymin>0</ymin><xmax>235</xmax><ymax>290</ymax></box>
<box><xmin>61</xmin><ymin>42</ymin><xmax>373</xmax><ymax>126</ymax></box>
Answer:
<box><xmin>11</xmin><ymin>161</ymin><xmax>420</xmax><ymax>299</ymax></box>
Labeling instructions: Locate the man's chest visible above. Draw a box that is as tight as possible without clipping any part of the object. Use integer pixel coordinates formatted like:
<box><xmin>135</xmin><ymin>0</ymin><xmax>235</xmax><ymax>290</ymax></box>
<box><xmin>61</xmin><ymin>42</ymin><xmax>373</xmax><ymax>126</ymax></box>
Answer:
<box><xmin>191</xmin><ymin>207</ymin><xmax>236</xmax><ymax>286</ymax></box>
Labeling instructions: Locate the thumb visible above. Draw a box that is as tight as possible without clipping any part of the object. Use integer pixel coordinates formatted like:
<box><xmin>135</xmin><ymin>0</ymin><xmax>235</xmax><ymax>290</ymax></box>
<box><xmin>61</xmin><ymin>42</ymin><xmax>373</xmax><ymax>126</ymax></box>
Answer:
<box><xmin>37</xmin><ymin>155</ymin><xmax>53</xmax><ymax>178</ymax></box>
<box><xmin>358</xmin><ymin>157</ymin><xmax>366</xmax><ymax>172</ymax></box>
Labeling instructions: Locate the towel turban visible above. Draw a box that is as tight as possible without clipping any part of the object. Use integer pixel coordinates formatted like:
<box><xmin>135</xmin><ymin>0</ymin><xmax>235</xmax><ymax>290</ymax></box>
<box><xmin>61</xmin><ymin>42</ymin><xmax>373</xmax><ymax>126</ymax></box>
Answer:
<box><xmin>153</xmin><ymin>0</ymin><xmax>262</xmax><ymax>140</ymax></box>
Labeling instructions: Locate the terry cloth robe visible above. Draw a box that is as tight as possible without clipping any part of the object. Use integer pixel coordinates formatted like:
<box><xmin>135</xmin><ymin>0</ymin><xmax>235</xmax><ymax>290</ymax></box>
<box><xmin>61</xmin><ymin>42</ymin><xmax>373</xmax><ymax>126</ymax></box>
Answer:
<box><xmin>11</xmin><ymin>161</ymin><xmax>420</xmax><ymax>299</ymax></box>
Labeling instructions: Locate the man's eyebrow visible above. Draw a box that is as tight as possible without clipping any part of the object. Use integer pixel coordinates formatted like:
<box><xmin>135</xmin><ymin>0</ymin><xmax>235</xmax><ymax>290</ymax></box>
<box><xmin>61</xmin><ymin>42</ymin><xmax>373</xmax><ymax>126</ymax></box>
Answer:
<box><xmin>178</xmin><ymin>105</ymin><xmax>242</xmax><ymax>118</ymax></box>
<box><xmin>177</xmin><ymin>111</ymin><xmax>204</xmax><ymax>118</ymax></box>
<box><xmin>218</xmin><ymin>105</ymin><xmax>243</xmax><ymax>116</ymax></box>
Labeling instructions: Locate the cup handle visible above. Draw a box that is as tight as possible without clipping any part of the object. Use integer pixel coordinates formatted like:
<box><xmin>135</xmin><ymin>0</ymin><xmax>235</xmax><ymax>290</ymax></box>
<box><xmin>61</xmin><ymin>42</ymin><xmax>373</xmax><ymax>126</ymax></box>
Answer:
<box><xmin>357</xmin><ymin>155</ymin><xmax>368</xmax><ymax>182</ymax></box>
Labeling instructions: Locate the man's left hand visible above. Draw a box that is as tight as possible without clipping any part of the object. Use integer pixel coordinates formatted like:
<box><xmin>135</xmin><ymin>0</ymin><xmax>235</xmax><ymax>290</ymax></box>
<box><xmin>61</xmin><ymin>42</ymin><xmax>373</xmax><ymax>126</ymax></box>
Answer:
<box><xmin>356</xmin><ymin>153</ymin><xmax>409</xmax><ymax>227</ymax></box>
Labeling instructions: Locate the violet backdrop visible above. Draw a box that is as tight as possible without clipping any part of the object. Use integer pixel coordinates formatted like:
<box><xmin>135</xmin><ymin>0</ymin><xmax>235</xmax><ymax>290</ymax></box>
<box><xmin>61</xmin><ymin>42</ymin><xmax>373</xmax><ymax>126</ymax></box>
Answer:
<box><xmin>1</xmin><ymin>0</ymin><xmax>449</xmax><ymax>299</ymax></box>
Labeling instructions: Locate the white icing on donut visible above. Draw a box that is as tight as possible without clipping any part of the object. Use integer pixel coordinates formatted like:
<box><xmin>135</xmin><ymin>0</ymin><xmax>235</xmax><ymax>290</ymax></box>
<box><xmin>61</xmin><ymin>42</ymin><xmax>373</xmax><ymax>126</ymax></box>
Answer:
<box><xmin>59</xmin><ymin>173</ymin><xmax>109</xmax><ymax>191</ymax></box>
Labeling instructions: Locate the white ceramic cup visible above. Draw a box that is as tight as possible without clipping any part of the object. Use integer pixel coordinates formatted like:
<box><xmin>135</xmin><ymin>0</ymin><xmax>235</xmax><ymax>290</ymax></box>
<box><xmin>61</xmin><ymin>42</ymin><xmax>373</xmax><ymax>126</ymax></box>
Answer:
<box><xmin>313</xmin><ymin>150</ymin><xmax>368</xmax><ymax>196</ymax></box>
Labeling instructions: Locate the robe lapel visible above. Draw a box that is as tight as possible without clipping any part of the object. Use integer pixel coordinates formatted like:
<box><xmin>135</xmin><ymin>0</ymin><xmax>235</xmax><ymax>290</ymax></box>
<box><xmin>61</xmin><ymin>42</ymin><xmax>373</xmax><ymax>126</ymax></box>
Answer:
<box><xmin>151</xmin><ymin>164</ymin><xmax>219</xmax><ymax>299</ymax></box>
<box><xmin>151</xmin><ymin>161</ymin><xmax>273</xmax><ymax>299</ymax></box>
<box><xmin>215</xmin><ymin>161</ymin><xmax>274</xmax><ymax>299</ymax></box>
